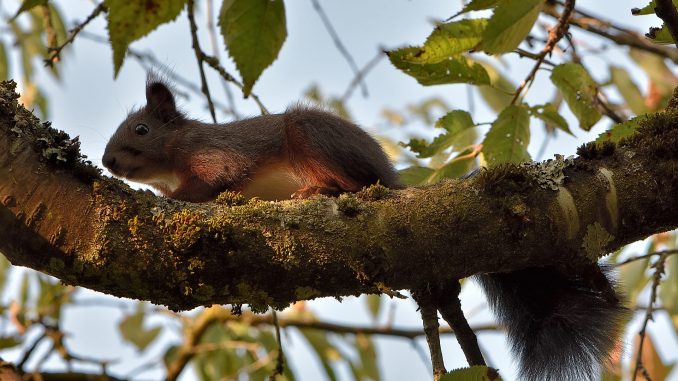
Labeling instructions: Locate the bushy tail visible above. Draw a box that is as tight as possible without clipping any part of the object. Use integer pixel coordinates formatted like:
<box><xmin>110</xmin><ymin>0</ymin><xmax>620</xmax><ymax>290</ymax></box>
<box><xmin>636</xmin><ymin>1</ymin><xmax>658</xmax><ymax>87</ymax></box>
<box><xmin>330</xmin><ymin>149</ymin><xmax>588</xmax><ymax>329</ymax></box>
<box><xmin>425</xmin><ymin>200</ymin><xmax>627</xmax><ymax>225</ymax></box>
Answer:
<box><xmin>476</xmin><ymin>264</ymin><xmax>628</xmax><ymax>381</ymax></box>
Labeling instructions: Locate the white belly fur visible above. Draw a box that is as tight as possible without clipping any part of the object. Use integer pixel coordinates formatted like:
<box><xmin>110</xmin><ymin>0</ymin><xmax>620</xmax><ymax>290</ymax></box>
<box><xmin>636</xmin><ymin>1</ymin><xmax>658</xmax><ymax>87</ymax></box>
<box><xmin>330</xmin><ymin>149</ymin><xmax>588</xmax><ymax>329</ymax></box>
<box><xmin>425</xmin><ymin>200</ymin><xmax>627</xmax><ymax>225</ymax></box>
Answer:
<box><xmin>240</xmin><ymin>163</ymin><xmax>303</xmax><ymax>201</ymax></box>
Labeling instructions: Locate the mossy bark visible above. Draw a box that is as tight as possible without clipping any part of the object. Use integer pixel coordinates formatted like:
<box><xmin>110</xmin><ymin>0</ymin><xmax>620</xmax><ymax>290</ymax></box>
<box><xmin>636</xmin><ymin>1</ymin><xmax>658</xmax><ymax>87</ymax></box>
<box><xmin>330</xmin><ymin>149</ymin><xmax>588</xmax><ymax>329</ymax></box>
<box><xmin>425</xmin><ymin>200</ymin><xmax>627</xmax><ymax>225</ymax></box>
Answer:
<box><xmin>0</xmin><ymin>80</ymin><xmax>677</xmax><ymax>311</ymax></box>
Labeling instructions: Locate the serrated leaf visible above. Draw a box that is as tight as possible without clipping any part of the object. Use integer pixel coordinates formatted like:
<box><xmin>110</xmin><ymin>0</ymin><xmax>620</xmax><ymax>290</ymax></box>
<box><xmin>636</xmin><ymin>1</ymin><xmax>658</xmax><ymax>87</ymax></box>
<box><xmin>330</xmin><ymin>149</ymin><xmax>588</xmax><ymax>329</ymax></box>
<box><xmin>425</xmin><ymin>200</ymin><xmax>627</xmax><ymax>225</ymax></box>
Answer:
<box><xmin>476</xmin><ymin>60</ymin><xmax>515</xmax><ymax>113</ymax></box>
<box><xmin>366</xmin><ymin>294</ymin><xmax>382</xmax><ymax>320</ymax></box>
<box><xmin>480</xmin><ymin>0</ymin><xmax>545</xmax><ymax>54</ymax></box>
<box><xmin>119</xmin><ymin>303</ymin><xmax>162</xmax><ymax>351</ymax></box>
<box><xmin>632</xmin><ymin>0</ymin><xmax>678</xmax><ymax>15</ymax></box>
<box><xmin>10</xmin><ymin>0</ymin><xmax>47</xmax><ymax>20</ymax></box>
<box><xmin>388</xmin><ymin>47</ymin><xmax>490</xmax><ymax>86</ymax></box>
<box><xmin>453</xmin><ymin>0</ymin><xmax>503</xmax><ymax>17</ymax></box>
<box><xmin>647</xmin><ymin>23</ymin><xmax>675</xmax><ymax>44</ymax></box>
<box><xmin>403</xmin><ymin>110</ymin><xmax>476</xmax><ymax>158</ymax></box>
<box><xmin>219</xmin><ymin>0</ymin><xmax>287</xmax><ymax>97</ymax></box>
<box><xmin>0</xmin><ymin>43</ymin><xmax>8</xmax><ymax>80</ymax></box>
<box><xmin>610</xmin><ymin>66</ymin><xmax>648</xmax><ymax>115</ymax></box>
<box><xmin>482</xmin><ymin>104</ymin><xmax>530</xmax><ymax>166</ymax></box>
<box><xmin>412</xmin><ymin>19</ymin><xmax>488</xmax><ymax>63</ymax></box>
<box><xmin>596</xmin><ymin>115</ymin><xmax>649</xmax><ymax>143</ymax></box>
<box><xmin>530</xmin><ymin>103</ymin><xmax>572</xmax><ymax>135</ymax></box>
<box><xmin>105</xmin><ymin>0</ymin><xmax>187</xmax><ymax>77</ymax></box>
<box><xmin>550</xmin><ymin>63</ymin><xmax>602</xmax><ymax>131</ymax></box>
<box><xmin>442</xmin><ymin>365</ymin><xmax>503</xmax><ymax>381</ymax></box>
<box><xmin>398</xmin><ymin>166</ymin><xmax>435</xmax><ymax>186</ymax></box>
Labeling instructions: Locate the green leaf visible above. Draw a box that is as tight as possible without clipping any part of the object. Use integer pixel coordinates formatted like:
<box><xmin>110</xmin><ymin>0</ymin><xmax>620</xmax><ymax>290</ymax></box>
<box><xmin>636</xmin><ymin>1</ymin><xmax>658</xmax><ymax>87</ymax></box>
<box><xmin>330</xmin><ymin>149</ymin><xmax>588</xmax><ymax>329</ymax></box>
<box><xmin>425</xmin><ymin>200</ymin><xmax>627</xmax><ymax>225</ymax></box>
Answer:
<box><xmin>632</xmin><ymin>0</ymin><xmax>678</xmax><ymax>15</ymax></box>
<box><xmin>119</xmin><ymin>303</ymin><xmax>162</xmax><ymax>351</ymax></box>
<box><xmin>646</xmin><ymin>23</ymin><xmax>675</xmax><ymax>44</ymax></box>
<box><xmin>442</xmin><ymin>365</ymin><xmax>503</xmax><ymax>380</ymax></box>
<box><xmin>427</xmin><ymin>147</ymin><xmax>478</xmax><ymax>183</ymax></box>
<box><xmin>630</xmin><ymin>48</ymin><xmax>678</xmax><ymax>94</ymax></box>
<box><xmin>476</xmin><ymin>60</ymin><xmax>515</xmax><ymax>113</ymax></box>
<box><xmin>10</xmin><ymin>0</ymin><xmax>47</xmax><ymax>20</ymax></box>
<box><xmin>550</xmin><ymin>63</ymin><xmax>602</xmax><ymax>131</ymax></box>
<box><xmin>610</xmin><ymin>66</ymin><xmax>648</xmax><ymax>115</ymax></box>
<box><xmin>596</xmin><ymin>114</ymin><xmax>649</xmax><ymax>143</ymax></box>
<box><xmin>403</xmin><ymin>110</ymin><xmax>476</xmax><ymax>158</ymax></box>
<box><xmin>298</xmin><ymin>329</ymin><xmax>338</xmax><ymax>381</ymax></box>
<box><xmin>659</xmin><ymin>255</ymin><xmax>678</xmax><ymax>314</ymax></box>
<box><xmin>104</xmin><ymin>0</ymin><xmax>187</xmax><ymax>76</ymax></box>
<box><xmin>219</xmin><ymin>0</ymin><xmax>287</xmax><ymax>97</ymax></box>
<box><xmin>366</xmin><ymin>294</ymin><xmax>382</xmax><ymax>320</ymax></box>
<box><xmin>453</xmin><ymin>0</ymin><xmax>503</xmax><ymax>17</ymax></box>
<box><xmin>482</xmin><ymin>104</ymin><xmax>530</xmax><ymax>166</ymax></box>
<box><xmin>388</xmin><ymin>47</ymin><xmax>490</xmax><ymax>86</ymax></box>
<box><xmin>411</xmin><ymin>19</ymin><xmax>488</xmax><ymax>62</ymax></box>
<box><xmin>398</xmin><ymin>166</ymin><xmax>435</xmax><ymax>186</ymax></box>
<box><xmin>480</xmin><ymin>0</ymin><xmax>545</xmax><ymax>54</ymax></box>
<box><xmin>355</xmin><ymin>334</ymin><xmax>380</xmax><ymax>381</ymax></box>
<box><xmin>0</xmin><ymin>336</ymin><xmax>21</xmax><ymax>349</ymax></box>
<box><xmin>530</xmin><ymin>103</ymin><xmax>572</xmax><ymax>135</ymax></box>
<box><xmin>0</xmin><ymin>43</ymin><xmax>8</xmax><ymax>81</ymax></box>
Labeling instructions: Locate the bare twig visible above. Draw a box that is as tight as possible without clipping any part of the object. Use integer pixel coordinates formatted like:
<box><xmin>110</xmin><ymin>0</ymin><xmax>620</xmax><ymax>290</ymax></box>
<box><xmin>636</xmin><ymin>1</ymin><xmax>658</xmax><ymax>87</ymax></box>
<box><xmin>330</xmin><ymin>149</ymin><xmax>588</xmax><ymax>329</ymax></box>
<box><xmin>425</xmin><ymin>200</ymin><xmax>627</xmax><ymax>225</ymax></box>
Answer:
<box><xmin>44</xmin><ymin>3</ymin><xmax>106</xmax><ymax>66</ymax></box>
<box><xmin>632</xmin><ymin>253</ymin><xmax>667</xmax><ymax>381</ymax></box>
<box><xmin>340</xmin><ymin>49</ymin><xmax>385</xmax><ymax>102</ymax></box>
<box><xmin>201</xmin><ymin>54</ymin><xmax>270</xmax><ymax>114</ymax></box>
<box><xmin>436</xmin><ymin>280</ymin><xmax>486</xmax><ymax>367</ymax></box>
<box><xmin>543</xmin><ymin>3</ymin><xmax>678</xmax><ymax>63</ymax></box>
<box><xmin>654</xmin><ymin>0</ymin><xmax>678</xmax><ymax>49</ymax></box>
<box><xmin>310</xmin><ymin>0</ymin><xmax>368</xmax><ymax>97</ymax></box>
<box><xmin>615</xmin><ymin>249</ymin><xmax>678</xmax><ymax>267</ymax></box>
<box><xmin>269</xmin><ymin>310</ymin><xmax>285</xmax><ymax>380</ymax></box>
<box><xmin>412</xmin><ymin>289</ymin><xmax>446</xmax><ymax>381</ymax></box>
<box><xmin>512</xmin><ymin>0</ymin><xmax>575</xmax><ymax>104</ymax></box>
<box><xmin>205</xmin><ymin>0</ymin><xmax>240</xmax><ymax>119</ymax></box>
<box><xmin>187</xmin><ymin>0</ymin><xmax>217</xmax><ymax>123</ymax></box>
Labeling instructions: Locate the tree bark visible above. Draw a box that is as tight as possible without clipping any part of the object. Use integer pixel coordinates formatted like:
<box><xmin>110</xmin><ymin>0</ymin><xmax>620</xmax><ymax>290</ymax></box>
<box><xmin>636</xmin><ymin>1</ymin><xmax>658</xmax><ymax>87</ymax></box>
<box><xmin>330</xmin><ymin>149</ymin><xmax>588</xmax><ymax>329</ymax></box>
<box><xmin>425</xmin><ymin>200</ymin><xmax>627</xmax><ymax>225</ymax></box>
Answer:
<box><xmin>0</xmin><ymin>80</ymin><xmax>677</xmax><ymax>311</ymax></box>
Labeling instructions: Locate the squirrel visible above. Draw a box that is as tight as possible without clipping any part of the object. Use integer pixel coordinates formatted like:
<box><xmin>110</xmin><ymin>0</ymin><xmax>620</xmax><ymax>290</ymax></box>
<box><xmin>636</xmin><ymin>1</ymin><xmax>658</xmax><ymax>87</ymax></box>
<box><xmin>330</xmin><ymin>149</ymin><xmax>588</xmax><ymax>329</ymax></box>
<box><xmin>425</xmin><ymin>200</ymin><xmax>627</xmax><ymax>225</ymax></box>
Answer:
<box><xmin>103</xmin><ymin>76</ymin><xmax>627</xmax><ymax>381</ymax></box>
<box><xmin>102</xmin><ymin>77</ymin><xmax>401</xmax><ymax>202</ymax></box>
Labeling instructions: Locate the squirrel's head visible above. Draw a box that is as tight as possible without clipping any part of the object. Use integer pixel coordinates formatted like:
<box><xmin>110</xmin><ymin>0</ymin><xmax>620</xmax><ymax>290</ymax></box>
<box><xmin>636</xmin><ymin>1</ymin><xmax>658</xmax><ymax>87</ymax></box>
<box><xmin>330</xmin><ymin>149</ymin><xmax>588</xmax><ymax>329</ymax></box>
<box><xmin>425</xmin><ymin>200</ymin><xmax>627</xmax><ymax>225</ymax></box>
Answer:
<box><xmin>102</xmin><ymin>76</ymin><xmax>185</xmax><ymax>183</ymax></box>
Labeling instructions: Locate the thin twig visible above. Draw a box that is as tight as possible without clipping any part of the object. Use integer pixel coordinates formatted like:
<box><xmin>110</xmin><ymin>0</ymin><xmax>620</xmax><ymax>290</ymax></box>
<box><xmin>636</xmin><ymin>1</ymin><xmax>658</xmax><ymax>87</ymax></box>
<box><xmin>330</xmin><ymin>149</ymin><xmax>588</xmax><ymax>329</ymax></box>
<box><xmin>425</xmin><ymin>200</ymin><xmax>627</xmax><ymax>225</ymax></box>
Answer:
<box><xmin>412</xmin><ymin>289</ymin><xmax>446</xmax><ymax>381</ymax></box>
<box><xmin>340</xmin><ymin>49</ymin><xmax>384</xmax><ymax>102</ymax></box>
<box><xmin>310</xmin><ymin>0</ymin><xmax>368</xmax><ymax>97</ymax></box>
<box><xmin>186</xmin><ymin>0</ymin><xmax>217</xmax><ymax>123</ymax></box>
<box><xmin>269</xmin><ymin>310</ymin><xmax>285</xmax><ymax>380</ymax></box>
<box><xmin>205</xmin><ymin>0</ymin><xmax>240</xmax><ymax>119</ymax></box>
<box><xmin>615</xmin><ymin>249</ymin><xmax>678</xmax><ymax>267</ymax></box>
<box><xmin>78</xmin><ymin>31</ymin><xmax>234</xmax><ymax>115</ymax></box>
<box><xmin>44</xmin><ymin>3</ymin><xmax>106</xmax><ymax>66</ymax></box>
<box><xmin>436</xmin><ymin>280</ymin><xmax>485</xmax><ymax>366</ymax></box>
<box><xmin>596</xmin><ymin>93</ymin><xmax>626</xmax><ymax>123</ymax></box>
<box><xmin>512</xmin><ymin>0</ymin><xmax>575</xmax><ymax>104</ymax></box>
<box><xmin>632</xmin><ymin>253</ymin><xmax>667</xmax><ymax>381</ymax></box>
<box><xmin>543</xmin><ymin>3</ymin><xmax>678</xmax><ymax>63</ymax></box>
<box><xmin>653</xmin><ymin>0</ymin><xmax>678</xmax><ymax>49</ymax></box>
<box><xmin>201</xmin><ymin>54</ymin><xmax>270</xmax><ymax>114</ymax></box>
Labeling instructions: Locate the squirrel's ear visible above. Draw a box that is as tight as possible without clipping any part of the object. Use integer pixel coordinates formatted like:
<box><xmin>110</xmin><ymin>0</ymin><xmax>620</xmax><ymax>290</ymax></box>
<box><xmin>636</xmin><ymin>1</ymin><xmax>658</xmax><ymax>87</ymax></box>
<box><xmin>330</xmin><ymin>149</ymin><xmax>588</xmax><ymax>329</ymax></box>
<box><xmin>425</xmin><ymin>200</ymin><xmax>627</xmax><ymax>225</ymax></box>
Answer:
<box><xmin>146</xmin><ymin>81</ymin><xmax>179</xmax><ymax>122</ymax></box>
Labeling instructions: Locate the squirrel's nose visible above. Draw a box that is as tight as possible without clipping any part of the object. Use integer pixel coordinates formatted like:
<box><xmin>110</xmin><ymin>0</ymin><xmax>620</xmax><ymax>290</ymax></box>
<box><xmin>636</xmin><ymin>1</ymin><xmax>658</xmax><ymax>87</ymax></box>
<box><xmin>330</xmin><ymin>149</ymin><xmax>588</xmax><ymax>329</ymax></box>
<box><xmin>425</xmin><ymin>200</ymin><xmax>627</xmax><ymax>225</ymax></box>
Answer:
<box><xmin>102</xmin><ymin>154</ymin><xmax>116</xmax><ymax>170</ymax></box>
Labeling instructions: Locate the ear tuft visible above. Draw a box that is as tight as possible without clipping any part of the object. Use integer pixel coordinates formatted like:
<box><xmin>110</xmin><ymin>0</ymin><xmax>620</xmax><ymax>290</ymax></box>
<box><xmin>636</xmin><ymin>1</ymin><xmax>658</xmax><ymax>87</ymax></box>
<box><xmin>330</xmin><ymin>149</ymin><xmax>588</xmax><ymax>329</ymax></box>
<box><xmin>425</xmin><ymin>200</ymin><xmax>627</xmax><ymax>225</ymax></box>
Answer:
<box><xmin>145</xmin><ymin>73</ymin><xmax>179</xmax><ymax>122</ymax></box>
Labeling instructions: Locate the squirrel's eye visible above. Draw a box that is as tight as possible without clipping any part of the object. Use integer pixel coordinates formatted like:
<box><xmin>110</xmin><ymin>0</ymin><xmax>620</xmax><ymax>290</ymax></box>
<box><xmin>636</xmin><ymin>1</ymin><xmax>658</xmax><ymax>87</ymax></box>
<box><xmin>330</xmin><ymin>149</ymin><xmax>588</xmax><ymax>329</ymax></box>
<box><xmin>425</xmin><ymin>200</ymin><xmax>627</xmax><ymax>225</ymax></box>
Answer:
<box><xmin>135</xmin><ymin>124</ymin><xmax>149</xmax><ymax>135</ymax></box>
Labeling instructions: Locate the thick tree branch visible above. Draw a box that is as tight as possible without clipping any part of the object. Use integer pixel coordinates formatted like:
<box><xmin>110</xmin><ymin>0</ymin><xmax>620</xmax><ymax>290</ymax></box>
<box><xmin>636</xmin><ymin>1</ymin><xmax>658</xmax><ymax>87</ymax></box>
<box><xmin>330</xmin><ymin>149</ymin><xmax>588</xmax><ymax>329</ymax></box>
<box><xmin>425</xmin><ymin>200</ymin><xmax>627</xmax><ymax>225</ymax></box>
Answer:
<box><xmin>0</xmin><ymin>80</ymin><xmax>677</xmax><ymax>312</ymax></box>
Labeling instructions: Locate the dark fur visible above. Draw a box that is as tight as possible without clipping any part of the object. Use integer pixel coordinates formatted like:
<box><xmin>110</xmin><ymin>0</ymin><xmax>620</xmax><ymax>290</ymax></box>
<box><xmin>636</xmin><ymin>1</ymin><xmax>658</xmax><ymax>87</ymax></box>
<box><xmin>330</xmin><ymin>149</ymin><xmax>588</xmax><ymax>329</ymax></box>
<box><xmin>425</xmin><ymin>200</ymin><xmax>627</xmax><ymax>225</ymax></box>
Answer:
<box><xmin>103</xmin><ymin>75</ymin><xmax>400</xmax><ymax>202</ymax></box>
<box><xmin>476</xmin><ymin>264</ymin><xmax>628</xmax><ymax>381</ymax></box>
